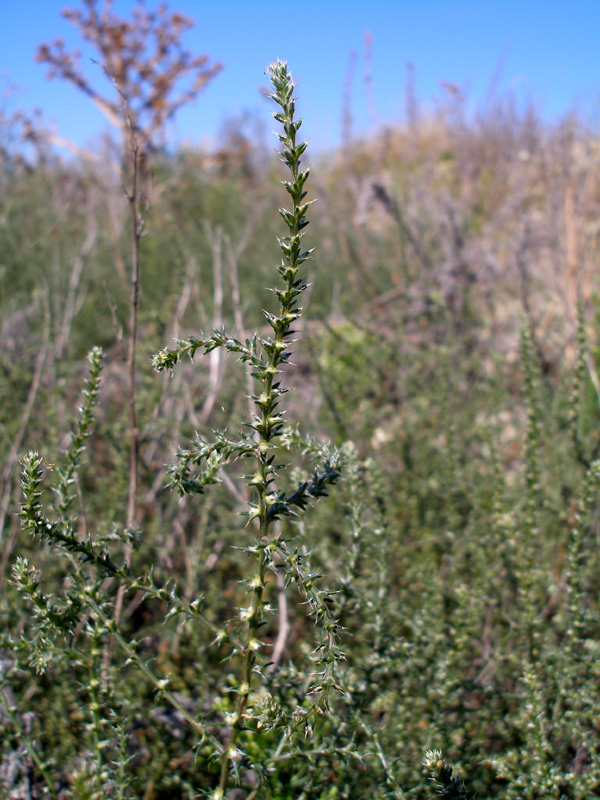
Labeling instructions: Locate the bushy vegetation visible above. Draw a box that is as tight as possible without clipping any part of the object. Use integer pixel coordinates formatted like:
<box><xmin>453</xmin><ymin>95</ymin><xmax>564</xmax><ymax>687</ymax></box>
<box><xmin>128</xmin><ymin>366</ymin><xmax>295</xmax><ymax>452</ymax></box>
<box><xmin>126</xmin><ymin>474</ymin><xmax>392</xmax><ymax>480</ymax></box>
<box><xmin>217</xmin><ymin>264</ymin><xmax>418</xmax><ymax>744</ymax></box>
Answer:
<box><xmin>3</xmin><ymin>3</ymin><xmax>600</xmax><ymax>798</ymax></box>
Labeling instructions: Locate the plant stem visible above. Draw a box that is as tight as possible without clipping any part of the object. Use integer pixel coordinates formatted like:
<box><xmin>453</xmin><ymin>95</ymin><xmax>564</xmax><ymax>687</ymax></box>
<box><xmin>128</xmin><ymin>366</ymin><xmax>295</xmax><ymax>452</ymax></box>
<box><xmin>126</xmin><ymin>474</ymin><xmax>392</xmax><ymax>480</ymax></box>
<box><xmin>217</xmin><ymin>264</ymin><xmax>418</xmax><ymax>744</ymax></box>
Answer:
<box><xmin>89</xmin><ymin>596</ymin><xmax>224</xmax><ymax>753</ymax></box>
<box><xmin>112</xmin><ymin>131</ymin><xmax>145</xmax><ymax>647</ymax></box>
<box><xmin>217</xmin><ymin>58</ymin><xmax>311</xmax><ymax>795</ymax></box>
<box><xmin>126</xmin><ymin>136</ymin><xmax>142</xmax><ymax>543</ymax></box>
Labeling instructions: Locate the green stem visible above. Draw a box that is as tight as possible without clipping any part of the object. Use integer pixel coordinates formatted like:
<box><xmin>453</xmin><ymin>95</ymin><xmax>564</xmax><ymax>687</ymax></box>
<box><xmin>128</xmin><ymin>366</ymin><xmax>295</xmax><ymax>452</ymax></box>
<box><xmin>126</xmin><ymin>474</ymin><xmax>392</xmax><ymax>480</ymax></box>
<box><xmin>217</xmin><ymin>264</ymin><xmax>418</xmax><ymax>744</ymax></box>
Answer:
<box><xmin>217</xmin><ymin>59</ymin><xmax>310</xmax><ymax>796</ymax></box>
<box><xmin>88</xmin><ymin>597</ymin><xmax>223</xmax><ymax>754</ymax></box>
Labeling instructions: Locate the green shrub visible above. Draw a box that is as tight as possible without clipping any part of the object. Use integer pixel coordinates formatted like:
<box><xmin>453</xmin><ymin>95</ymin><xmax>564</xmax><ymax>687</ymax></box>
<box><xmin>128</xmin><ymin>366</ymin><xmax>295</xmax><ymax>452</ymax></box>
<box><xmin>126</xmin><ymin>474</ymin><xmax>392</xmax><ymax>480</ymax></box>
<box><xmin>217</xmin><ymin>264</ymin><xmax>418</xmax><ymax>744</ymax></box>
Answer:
<box><xmin>3</xmin><ymin>50</ymin><xmax>600</xmax><ymax>800</ymax></box>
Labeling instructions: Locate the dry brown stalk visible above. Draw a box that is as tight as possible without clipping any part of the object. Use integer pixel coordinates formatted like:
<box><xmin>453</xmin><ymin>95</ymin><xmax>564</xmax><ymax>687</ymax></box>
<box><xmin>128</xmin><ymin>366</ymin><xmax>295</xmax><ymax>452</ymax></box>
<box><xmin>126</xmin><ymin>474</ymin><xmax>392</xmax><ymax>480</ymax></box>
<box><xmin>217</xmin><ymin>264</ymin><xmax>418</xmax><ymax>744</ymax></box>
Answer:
<box><xmin>564</xmin><ymin>180</ymin><xmax>578</xmax><ymax>316</ymax></box>
<box><xmin>36</xmin><ymin>0</ymin><xmax>222</xmax><ymax>149</ymax></box>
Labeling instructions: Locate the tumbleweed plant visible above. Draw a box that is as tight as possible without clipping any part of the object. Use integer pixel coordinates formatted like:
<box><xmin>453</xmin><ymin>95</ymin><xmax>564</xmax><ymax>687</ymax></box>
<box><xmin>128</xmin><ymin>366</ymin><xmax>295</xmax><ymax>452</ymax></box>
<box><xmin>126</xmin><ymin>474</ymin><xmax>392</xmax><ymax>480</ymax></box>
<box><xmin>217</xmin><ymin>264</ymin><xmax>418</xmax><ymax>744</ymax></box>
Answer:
<box><xmin>16</xmin><ymin>60</ymin><xmax>345</xmax><ymax>798</ymax></box>
<box><xmin>152</xmin><ymin>58</ymin><xmax>345</xmax><ymax>795</ymax></box>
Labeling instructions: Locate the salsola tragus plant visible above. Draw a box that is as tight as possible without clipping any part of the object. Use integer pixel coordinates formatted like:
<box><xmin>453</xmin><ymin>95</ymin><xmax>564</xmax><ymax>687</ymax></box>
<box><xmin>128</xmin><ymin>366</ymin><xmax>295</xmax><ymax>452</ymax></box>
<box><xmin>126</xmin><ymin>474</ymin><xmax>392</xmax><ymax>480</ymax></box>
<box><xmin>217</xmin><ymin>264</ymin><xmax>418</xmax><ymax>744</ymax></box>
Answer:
<box><xmin>15</xmin><ymin>60</ymin><xmax>346</xmax><ymax>798</ymax></box>
<box><xmin>152</xmin><ymin>57</ymin><xmax>346</xmax><ymax>795</ymax></box>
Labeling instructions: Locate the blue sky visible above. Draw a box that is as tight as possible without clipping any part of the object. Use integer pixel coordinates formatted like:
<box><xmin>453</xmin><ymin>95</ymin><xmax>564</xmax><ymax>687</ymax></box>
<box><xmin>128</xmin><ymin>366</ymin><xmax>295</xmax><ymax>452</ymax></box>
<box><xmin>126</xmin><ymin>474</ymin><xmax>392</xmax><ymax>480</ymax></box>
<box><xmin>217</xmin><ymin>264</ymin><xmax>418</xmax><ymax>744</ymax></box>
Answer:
<box><xmin>1</xmin><ymin>0</ymin><xmax>600</xmax><ymax>154</ymax></box>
